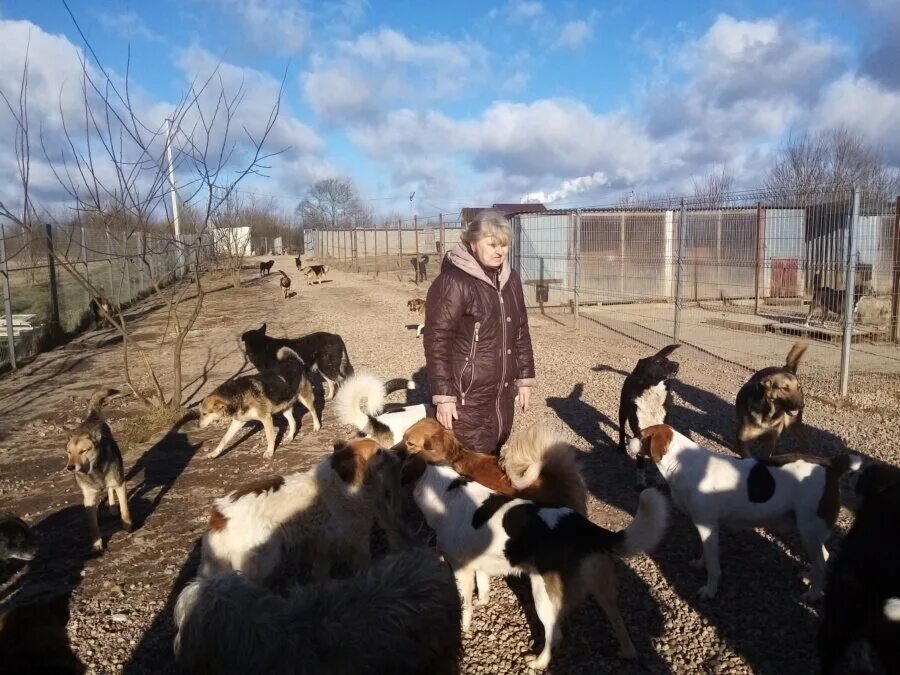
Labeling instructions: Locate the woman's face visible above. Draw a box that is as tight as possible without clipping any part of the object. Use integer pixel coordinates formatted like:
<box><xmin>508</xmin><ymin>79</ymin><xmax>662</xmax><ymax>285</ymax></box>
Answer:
<box><xmin>471</xmin><ymin>235</ymin><xmax>509</xmax><ymax>269</ymax></box>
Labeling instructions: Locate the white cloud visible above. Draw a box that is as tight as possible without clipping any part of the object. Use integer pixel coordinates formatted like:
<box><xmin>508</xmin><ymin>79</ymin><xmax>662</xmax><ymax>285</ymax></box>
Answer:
<box><xmin>215</xmin><ymin>0</ymin><xmax>309</xmax><ymax>56</ymax></box>
<box><xmin>558</xmin><ymin>19</ymin><xmax>593</xmax><ymax>49</ymax></box>
<box><xmin>96</xmin><ymin>10</ymin><xmax>163</xmax><ymax>43</ymax></box>
<box><xmin>508</xmin><ymin>1</ymin><xmax>543</xmax><ymax>20</ymax></box>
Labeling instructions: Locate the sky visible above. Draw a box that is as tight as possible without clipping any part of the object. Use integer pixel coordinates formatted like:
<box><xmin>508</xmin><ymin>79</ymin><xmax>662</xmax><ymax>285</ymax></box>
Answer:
<box><xmin>0</xmin><ymin>0</ymin><xmax>897</xmax><ymax>220</ymax></box>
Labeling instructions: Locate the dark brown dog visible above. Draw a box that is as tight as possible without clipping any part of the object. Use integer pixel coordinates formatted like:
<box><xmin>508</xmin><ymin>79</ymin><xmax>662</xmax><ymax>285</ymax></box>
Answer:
<box><xmin>407</xmin><ymin>298</ymin><xmax>425</xmax><ymax>313</ymax></box>
<box><xmin>397</xmin><ymin>418</ymin><xmax>586</xmax><ymax>513</ymax></box>
<box><xmin>735</xmin><ymin>342</ymin><xmax>808</xmax><ymax>457</ymax></box>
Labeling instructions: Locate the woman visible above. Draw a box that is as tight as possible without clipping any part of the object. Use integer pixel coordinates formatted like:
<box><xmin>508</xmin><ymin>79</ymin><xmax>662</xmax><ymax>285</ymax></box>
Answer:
<box><xmin>424</xmin><ymin>210</ymin><xmax>535</xmax><ymax>455</ymax></box>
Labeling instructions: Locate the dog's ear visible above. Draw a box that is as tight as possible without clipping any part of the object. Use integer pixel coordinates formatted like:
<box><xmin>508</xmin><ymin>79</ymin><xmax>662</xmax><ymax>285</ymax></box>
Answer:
<box><xmin>260</xmin><ymin>322</ymin><xmax>267</xmax><ymax>335</ymax></box>
<box><xmin>400</xmin><ymin>454</ymin><xmax>427</xmax><ymax>486</ymax></box>
<box><xmin>654</xmin><ymin>344</ymin><xmax>680</xmax><ymax>360</ymax></box>
<box><xmin>640</xmin><ymin>424</ymin><xmax>673</xmax><ymax>462</ymax></box>
<box><xmin>760</xmin><ymin>375</ymin><xmax>774</xmax><ymax>393</ymax></box>
<box><xmin>331</xmin><ymin>445</ymin><xmax>359</xmax><ymax>484</ymax></box>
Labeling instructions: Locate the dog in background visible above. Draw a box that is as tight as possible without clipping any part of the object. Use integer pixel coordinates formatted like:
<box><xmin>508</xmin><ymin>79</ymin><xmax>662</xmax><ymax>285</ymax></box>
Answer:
<box><xmin>294</xmin><ymin>255</ymin><xmax>302</xmax><ymax>270</ymax></box>
<box><xmin>0</xmin><ymin>592</ymin><xmax>85</xmax><ymax>674</ymax></box>
<box><xmin>241</xmin><ymin>323</ymin><xmax>354</xmax><ymax>400</ymax></box>
<box><xmin>399</xmin><ymin>418</ymin><xmax>587</xmax><ymax>514</ymax></box>
<box><xmin>65</xmin><ymin>389</ymin><xmax>132</xmax><ymax>551</ymax></box>
<box><xmin>818</xmin><ymin>463</ymin><xmax>900</xmax><ymax>674</ymax></box>
<box><xmin>630</xmin><ymin>424</ymin><xmax>860</xmax><ymax>601</ymax></box>
<box><xmin>200</xmin><ymin>347</ymin><xmax>320</xmax><ymax>460</ymax></box>
<box><xmin>302</xmin><ymin>264</ymin><xmax>329</xmax><ymax>285</ymax></box>
<box><xmin>259</xmin><ymin>260</ymin><xmax>275</xmax><ymax>276</ymax></box>
<box><xmin>176</xmin><ymin>549</ymin><xmax>461</xmax><ymax>675</ymax></box>
<box><xmin>617</xmin><ymin>344</ymin><xmax>680</xmax><ymax>454</ymax></box>
<box><xmin>735</xmin><ymin>341</ymin><xmax>808</xmax><ymax>457</ymax></box>
<box><xmin>410</xmin><ymin>254</ymin><xmax>429</xmax><ymax>283</ymax></box>
<box><xmin>200</xmin><ymin>438</ymin><xmax>407</xmax><ymax>585</ymax></box>
<box><xmin>0</xmin><ymin>514</ymin><xmax>36</xmax><ymax>562</ymax></box>
<box><xmin>401</xmin><ymin>455</ymin><xmax>667</xmax><ymax>669</ymax></box>
<box><xmin>806</xmin><ymin>272</ymin><xmax>870</xmax><ymax>327</ymax></box>
<box><xmin>278</xmin><ymin>270</ymin><xmax>291</xmax><ymax>299</ymax></box>
<box><xmin>88</xmin><ymin>295</ymin><xmax>115</xmax><ymax>330</ymax></box>
<box><xmin>336</xmin><ymin>372</ymin><xmax>430</xmax><ymax>446</ymax></box>
<box><xmin>407</xmin><ymin>298</ymin><xmax>426</xmax><ymax>337</ymax></box>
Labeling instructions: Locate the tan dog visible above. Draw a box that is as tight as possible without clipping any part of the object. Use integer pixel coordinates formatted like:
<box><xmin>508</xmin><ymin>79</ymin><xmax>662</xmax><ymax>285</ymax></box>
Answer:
<box><xmin>407</xmin><ymin>299</ymin><xmax>426</xmax><ymax>338</ymax></box>
<box><xmin>65</xmin><ymin>389</ymin><xmax>132</xmax><ymax>551</ymax></box>
<box><xmin>398</xmin><ymin>418</ymin><xmax>586</xmax><ymax>513</ymax></box>
<box><xmin>735</xmin><ymin>342</ymin><xmax>808</xmax><ymax>457</ymax></box>
<box><xmin>302</xmin><ymin>265</ymin><xmax>329</xmax><ymax>285</ymax></box>
<box><xmin>278</xmin><ymin>270</ymin><xmax>291</xmax><ymax>299</ymax></box>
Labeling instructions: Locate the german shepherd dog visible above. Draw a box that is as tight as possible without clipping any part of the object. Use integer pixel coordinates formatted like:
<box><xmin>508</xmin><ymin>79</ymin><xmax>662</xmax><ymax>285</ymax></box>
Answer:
<box><xmin>407</xmin><ymin>298</ymin><xmax>426</xmax><ymax>337</ymax></box>
<box><xmin>259</xmin><ymin>260</ymin><xmax>275</xmax><ymax>277</ymax></box>
<box><xmin>241</xmin><ymin>323</ymin><xmax>354</xmax><ymax>400</ymax></box>
<box><xmin>0</xmin><ymin>514</ymin><xmax>36</xmax><ymax>561</ymax></box>
<box><xmin>278</xmin><ymin>270</ymin><xmax>291</xmax><ymax>299</ymax></box>
<box><xmin>201</xmin><ymin>347</ymin><xmax>320</xmax><ymax>460</ymax></box>
<box><xmin>735</xmin><ymin>342</ymin><xmax>808</xmax><ymax>457</ymax></box>
<box><xmin>806</xmin><ymin>272</ymin><xmax>870</xmax><ymax>326</ymax></box>
<box><xmin>301</xmin><ymin>265</ymin><xmax>329</xmax><ymax>285</ymax></box>
<box><xmin>410</xmin><ymin>254</ymin><xmax>429</xmax><ymax>283</ymax></box>
<box><xmin>65</xmin><ymin>389</ymin><xmax>132</xmax><ymax>551</ymax></box>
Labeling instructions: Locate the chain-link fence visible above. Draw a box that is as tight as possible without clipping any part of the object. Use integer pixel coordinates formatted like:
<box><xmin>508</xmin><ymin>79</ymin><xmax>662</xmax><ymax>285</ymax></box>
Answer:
<box><xmin>510</xmin><ymin>187</ymin><xmax>899</xmax><ymax>396</ymax></box>
<box><xmin>0</xmin><ymin>223</ymin><xmax>215</xmax><ymax>371</ymax></box>
<box><xmin>307</xmin><ymin>214</ymin><xmax>464</xmax><ymax>283</ymax></box>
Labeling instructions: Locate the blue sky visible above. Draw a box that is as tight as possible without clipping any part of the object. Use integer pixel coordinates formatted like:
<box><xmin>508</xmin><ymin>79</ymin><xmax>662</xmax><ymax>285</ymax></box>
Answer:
<box><xmin>0</xmin><ymin>0</ymin><xmax>897</xmax><ymax>219</ymax></box>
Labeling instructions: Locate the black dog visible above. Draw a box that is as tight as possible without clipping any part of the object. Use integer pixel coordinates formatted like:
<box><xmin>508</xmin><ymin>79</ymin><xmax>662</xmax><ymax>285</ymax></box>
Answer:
<box><xmin>259</xmin><ymin>260</ymin><xmax>275</xmax><ymax>276</ymax></box>
<box><xmin>410</xmin><ymin>255</ymin><xmax>429</xmax><ymax>283</ymax></box>
<box><xmin>806</xmin><ymin>272</ymin><xmax>869</xmax><ymax>326</ymax></box>
<box><xmin>294</xmin><ymin>255</ymin><xmax>302</xmax><ymax>270</ymax></box>
<box><xmin>0</xmin><ymin>592</ymin><xmax>85</xmax><ymax>674</ymax></box>
<box><xmin>819</xmin><ymin>463</ymin><xmax>900</xmax><ymax>674</ymax></box>
<box><xmin>616</xmin><ymin>344</ymin><xmax>680</xmax><ymax>454</ymax></box>
<box><xmin>240</xmin><ymin>323</ymin><xmax>354</xmax><ymax>400</ymax></box>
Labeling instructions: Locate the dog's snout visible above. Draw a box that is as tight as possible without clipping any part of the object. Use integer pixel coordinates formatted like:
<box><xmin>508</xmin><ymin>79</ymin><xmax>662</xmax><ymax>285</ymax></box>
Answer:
<box><xmin>66</xmin><ymin>464</ymin><xmax>76</xmax><ymax>472</ymax></box>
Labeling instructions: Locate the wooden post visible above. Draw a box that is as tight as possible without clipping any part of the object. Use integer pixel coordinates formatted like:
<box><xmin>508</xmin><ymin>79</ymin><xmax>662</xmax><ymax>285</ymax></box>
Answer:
<box><xmin>46</xmin><ymin>224</ymin><xmax>61</xmax><ymax>333</ymax></box>
<box><xmin>754</xmin><ymin>201</ymin><xmax>765</xmax><ymax>315</ymax></box>
<box><xmin>414</xmin><ymin>215</ymin><xmax>420</xmax><ymax>285</ymax></box>
<box><xmin>0</xmin><ymin>224</ymin><xmax>17</xmax><ymax>369</ymax></box>
<box><xmin>891</xmin><ymin>196</ymin><xmax>900</xmax><ymax>343</ymax></box>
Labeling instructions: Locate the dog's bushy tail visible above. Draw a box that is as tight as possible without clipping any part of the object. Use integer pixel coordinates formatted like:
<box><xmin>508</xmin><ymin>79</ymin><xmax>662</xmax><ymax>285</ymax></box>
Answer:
<box><xmin>613</xmin><ymin>488</ymin><xmax>668</xmax><ymax>557</ymax></box>
<box><xmin>383</xmin><ymin>378</ymin><xmax>416</xmax><ymax>394</ymax></box>
<box><xmin>335</xmin><ymin>372</ymin><xmax>386</xmax><ymax>432</ymax></box>
<box><xmin>784</xmin><ymin>341</ymin><xmax>808</xmax><ymax>374</ymax></box>
<box><xmin>885</xmin><ymin>598</ymin><xmax>900</xmax><ymax>622</ymax></box>
<box><xmin>86</xmin><ymin>388</ymin><xmax>119</xmax><ymax>417</ymax></box>
<box><xmin>501</xmin><ymin>425</ymin><xmax>587</xmax><ymax>513</ymax></box>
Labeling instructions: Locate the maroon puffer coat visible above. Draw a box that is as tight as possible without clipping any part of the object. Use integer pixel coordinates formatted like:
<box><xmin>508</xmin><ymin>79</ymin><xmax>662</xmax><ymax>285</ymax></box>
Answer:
<box><xmin>424</xmin><ymin>243</ymin><xmax>536</xmax><ymax>454</ymax></box>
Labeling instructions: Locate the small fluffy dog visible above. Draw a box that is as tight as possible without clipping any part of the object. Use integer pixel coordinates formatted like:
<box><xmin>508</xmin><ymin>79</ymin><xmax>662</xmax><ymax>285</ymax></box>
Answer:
<box><xmin>735</xmin><ymin>341</ymin><xmax>808</xmax><ymax>457</ymax></box>
<box><xmin>65</xmin><ymin>389</ymin><xmax>132</xmax><ymax>551</ymax></box>
<box><xmin>629</xmin><ymin>424</ymin><xmax>860</xmax><ymax>600</ymax></box>
<box><xmin>302</xmin><ymin>264</ymin><xmax>329</xmax><ymax>285</ymax></box>
<box><xmin>407</xmin><ymin>298</ymin><xmax>426</xmax><ymax>337</ymax></box>
<box><xmin>335</xmin><ymin>372</ymin><xmax>431</xmax><ymax>446</ymax></box>
<box><xmin>278</xmin><ymin>270</ymin><xmax>291</xmax><ymax>298</ymax></box>
<box><xmin>617</xmin><ymin>344</ymin><xmax>680</xmax><ymax>454</ymax></box>
<box><xmin>401</xmin><ymin>456</ymin><xmax>667</xmax><ymax>669</ymax></box>
<box><xmin>175</xmin><ymin>549</ymin><xmax>462</xmax><ymax>675</ymax></box>
<box><xmin>200</xmin><ymin>438</ymin><xmax>405</xmax><ymax>585</ymax></box>
<box><xmin>0</xmin><ymin>514</ymin><xmax>36</xmax><ymax>561</ymax></box>
<box><xmin>818</xmin><ymin>463</ymin><xmax>900</xmax><ymax>674</ymax></box>
<box><xmin>410</xmin><ymin>254</ymin><xmax>429</xmax><ymax>283</ymax></box>
<box><xmin>241</xmin><ymin>323</ymin><xmax>354</xmax><ymax>400</ymax></box>
<box><xmin>259</xmin><ymin>260</ymin><xmax>275</xmax><ymax>276</ymax></box>
<box><xmin>0</xmin><ymin>593</ymin><xmax>85</xmax><ymax>674</ymax></box>
<box><xmin>806</xmin><ymin>272</ymin><xmax>871</xmax><ymax>326</ymax></box>
<box><xmin>400</xmin><ymin>418</ymin><xmax>587</xmax><ymax>514</ymax></box>
<box><xmin>200</xmin><ymin>347</ymin><xmax>320</xmax><ymax>460</ymax></box>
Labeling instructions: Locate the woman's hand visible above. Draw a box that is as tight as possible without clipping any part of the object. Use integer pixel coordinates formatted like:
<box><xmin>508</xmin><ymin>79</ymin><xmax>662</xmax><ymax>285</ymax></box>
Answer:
<box><xmin>517</xmin><ymin>386</ymin><xmax>531</xmax><ymax>412</ymax></box>
<box><xmin>436</xmin><ymin>401</ymin><xmax>459</xmax><ymax>430</ymax></box>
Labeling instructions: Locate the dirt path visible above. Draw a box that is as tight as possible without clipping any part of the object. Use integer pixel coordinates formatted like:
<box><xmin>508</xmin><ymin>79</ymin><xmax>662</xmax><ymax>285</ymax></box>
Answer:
<box><xmin>1</xmin><ymin>255</ymin><xmax>897</xmax><ymax>674</ymax></box>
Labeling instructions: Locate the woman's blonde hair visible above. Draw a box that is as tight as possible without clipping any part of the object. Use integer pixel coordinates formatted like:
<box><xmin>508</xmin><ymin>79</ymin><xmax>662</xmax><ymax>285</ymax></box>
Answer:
<box><xmin>462</xmin><ymin>209</ymin><xmax>512</xmax><ymax>246</ymax></box>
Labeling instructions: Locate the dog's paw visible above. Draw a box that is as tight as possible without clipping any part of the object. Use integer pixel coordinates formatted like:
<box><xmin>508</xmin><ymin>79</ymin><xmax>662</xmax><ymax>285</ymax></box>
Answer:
<box><xmin>461</xmin><ymin>610</ymin><xmax>472</xmax><ymax>633</ymax></box>
<box><xmin>262</xmin><ymin>448</ymin><xmax>275</xmax><ymax>459</ymax></box>
<box><xmin>698</xmin><ymin>584</ymin><xmax>718</xmax><ymax>599</ymax></box>
<box><xmin>313</xmin><ymin>422</ymin><xmax>322</xmax><ymax>432</ymax></box>
<box><xmin>92</xmin><ymin>539</ymin><xmax>104</xmax><ymax>553</ymax></box>
<box><xmin>475</xmin><ymin>593</ymin><xmax>489</xmax><ymax>607</ymax></box>
<box><xmin>525</xmin><ymin>653</ymin><xmax>550</xmax><ymax>671</ymax></box>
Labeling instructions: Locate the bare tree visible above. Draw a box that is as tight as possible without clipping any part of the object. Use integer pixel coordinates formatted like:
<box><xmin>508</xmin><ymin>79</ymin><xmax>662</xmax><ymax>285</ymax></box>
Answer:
<box><xmin>296</xmin><ymin>177</ymin><xmax>365</xmax><ymax>229</ymax></box>
<box><xmin>692</xmin><ymin>165</ymin><xmax>734</xmax><ymax>209</ymax></box>
<box><xmin>766</xmin><ymin>126</ymin><xmax>899</xmax><ymax>200</ymax></box>
<box><xmin>0</xmin><ymin>28</ymin><xmax>283</xmax><ymax>410</ymax></box>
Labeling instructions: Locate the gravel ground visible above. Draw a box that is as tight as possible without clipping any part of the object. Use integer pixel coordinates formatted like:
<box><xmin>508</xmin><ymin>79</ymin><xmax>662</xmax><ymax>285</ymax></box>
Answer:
<box><xmin>1</xmin><ymin>255</ymin><xmax>898</xmax><ymax>674</ymax></box>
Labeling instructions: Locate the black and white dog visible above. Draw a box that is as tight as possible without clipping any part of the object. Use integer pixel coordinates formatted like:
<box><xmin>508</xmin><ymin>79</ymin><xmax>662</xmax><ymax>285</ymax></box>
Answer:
<box><xmin>335</xmin><ymin>372</ymin><xmax>432</xmax><ymax>446</ymax></box>
<box><xmin>240</xmin><ymin>323</ymin><xmax>354</xmax><ymax>400</ymax></box>
<box><xmin>819</xmin><ymin>463</ymin><xmax>900</xmax><ymax>674</ymax></box>
<box><xmin>400</xmin><ymin>455</ymin><xmax>667</xmax><ymax>670</ymax></box>
<box><xmin>617</xmin><ymin>344</ymin><xmax>680</xmax><ymax>454</ymax></box>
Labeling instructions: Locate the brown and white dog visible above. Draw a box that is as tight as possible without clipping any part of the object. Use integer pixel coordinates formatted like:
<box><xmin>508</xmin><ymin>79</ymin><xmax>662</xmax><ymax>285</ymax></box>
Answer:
<box><xmin>398</xmin><ymin>418</ymin><xmax>587</xmax><ymax>514</ymax></box>
<box><xmin>735</xmin><ymin>341</ymin><xmax>808</xmax><ymax>457</ymax></box>
<box><xmin>301</xmin><ymin>264</ymin><xmax>329</xmax><ymax>285</ymax></box>
<box><xmin>407</xmin><ymin>298</ymin><xmax>426</xmax><ymax>338</ymax></box>
<box><xmin>199</xmin><ymin>438</ymin><xmax>407</xmax><ymax>585</ymax></box>
<box><xmin>628</xmin><ymin>424</ymin><xmax>861</xmax><ymax>601</ymax></box>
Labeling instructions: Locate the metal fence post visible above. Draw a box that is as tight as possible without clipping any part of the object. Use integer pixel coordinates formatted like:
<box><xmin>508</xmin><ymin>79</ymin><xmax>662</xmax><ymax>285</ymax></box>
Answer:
<box><xmin>46</xmin><ymin>223</ymin><xmax>61</xmax><ymax>333</ymax></box>
<box><xmin>80</xmin><ymin>225</ymin><xmax>90</xmax><ymax>287</ymax></box>
<box><xmin>754</xmin><ymin>201</ymin><xmax>764</xmax><ymax>315</ymax></box>
<box><xmin>839</xmin><ymin>188</ymin><xmax>860</xmax><ymax>397</ymax></box>
<box><xmin>673</xmin><ymin>199</ymin><xmax>687</xmax><ymax>342</ymax></box>
<box><xmin>414</xmin><ymin>216</ymin><xmax>420</xmax><ymax>285</ymax></box>
<box><xmin>0</xmin><ymin>224</ymin><xmax>17</xmax><ymax>369</ymax></box>
<box><xmin>123</xmin><ymin>232</ymin><xmax>132</xmax><ymax>302</ymax></box>
<box><xmin>573</xmin><ymin>209</ymin><xmax>581</xmax><ymax>319</ymax></box>
<box><xmin>106</xmin><ymin>228</ymin><xmax>114</xmax><ymax>296</ymax></box>
<box><xmin>398</xmin><ymin>218</ymin><xmax>403</xmax><ymax>269</ymax></box>
<box><xmin>439</xmin><ymin>213</ymin><xmax>444</xmax><ymax>255</ymax></box>
<box><xmin>891</xmin><ymin>195</ymin><xmax>900</xmax><ymax>343</ymax></box>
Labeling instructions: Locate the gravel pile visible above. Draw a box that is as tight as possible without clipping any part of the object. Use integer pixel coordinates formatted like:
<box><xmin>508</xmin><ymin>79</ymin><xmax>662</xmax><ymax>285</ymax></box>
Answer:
<box><xmin>1</xmin><ymin>259</ymin><xmax>897</xmax><ymax>674</ymax></box>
